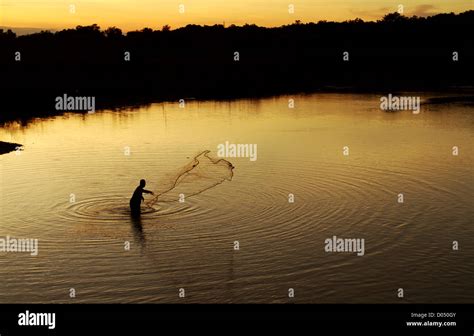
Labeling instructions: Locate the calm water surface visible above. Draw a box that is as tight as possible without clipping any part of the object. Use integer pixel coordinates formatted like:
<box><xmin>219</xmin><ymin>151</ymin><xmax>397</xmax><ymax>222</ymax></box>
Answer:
<box><xmin>0</xmin><ymin>93</ymin><xmax>473</xmax><ymax>303</ymax></box>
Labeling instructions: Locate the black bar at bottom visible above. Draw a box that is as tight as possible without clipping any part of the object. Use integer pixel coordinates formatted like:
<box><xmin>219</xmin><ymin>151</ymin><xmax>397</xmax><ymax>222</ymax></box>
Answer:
<box><xmin>0</xmin><ymin>304</ymin><xmax>472</xmax><ymax>335</ymax></box>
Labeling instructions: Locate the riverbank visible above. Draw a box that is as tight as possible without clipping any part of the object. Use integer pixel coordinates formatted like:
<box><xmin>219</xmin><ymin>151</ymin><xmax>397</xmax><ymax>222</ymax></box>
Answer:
<box><xmin>0</xmin><ymin>141</ymin><xmax>21</xmax><ymax>155</ymax></box>
<box><xmin>1</xmin><ymin>87</ymin><xmax>473</xmax><ymax>126</ymax></box>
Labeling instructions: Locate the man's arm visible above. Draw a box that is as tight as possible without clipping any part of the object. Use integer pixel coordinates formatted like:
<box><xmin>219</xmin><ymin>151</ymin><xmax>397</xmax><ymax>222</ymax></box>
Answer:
<box><xmin>143</xmin><ymin>189</ymin><xmax>154</xmax><ymax>195</ymax></box>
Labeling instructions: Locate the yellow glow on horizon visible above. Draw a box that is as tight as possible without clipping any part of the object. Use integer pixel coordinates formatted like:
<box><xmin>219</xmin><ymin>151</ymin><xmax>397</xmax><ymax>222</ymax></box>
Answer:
<box><xmin>1</xmin><ymin>0</ymin><xmax>472</xmax><ymax>31</ymax></box>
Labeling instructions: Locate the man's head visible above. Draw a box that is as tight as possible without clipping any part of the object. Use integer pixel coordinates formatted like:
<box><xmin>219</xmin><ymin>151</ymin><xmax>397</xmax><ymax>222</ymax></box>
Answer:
<box><xmin>140</xmin><ymin>179</ymin><xmax>146</xmax><ymax>187</ymax></box>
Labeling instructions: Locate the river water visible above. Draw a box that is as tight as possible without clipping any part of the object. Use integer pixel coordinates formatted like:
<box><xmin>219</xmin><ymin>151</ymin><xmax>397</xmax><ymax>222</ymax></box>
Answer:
<box><xmin>0</xmin><ymin>93</ymin><xmax>473</xmax><ymax>303</ymax></box>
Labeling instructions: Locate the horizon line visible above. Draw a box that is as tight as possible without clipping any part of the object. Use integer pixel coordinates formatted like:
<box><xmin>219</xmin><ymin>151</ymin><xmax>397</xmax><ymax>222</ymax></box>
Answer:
<box><xmin>2</xmin><ymin>9</ymin><xmax>472</xmax><ymax>36</ymax></box>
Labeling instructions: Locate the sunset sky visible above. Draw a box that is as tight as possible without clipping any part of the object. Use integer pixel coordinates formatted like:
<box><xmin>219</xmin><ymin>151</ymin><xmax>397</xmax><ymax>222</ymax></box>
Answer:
<box><xmin>0</xmin><ymin>0</ymin><xmax>472</xmax><ymax>32</ymax></box>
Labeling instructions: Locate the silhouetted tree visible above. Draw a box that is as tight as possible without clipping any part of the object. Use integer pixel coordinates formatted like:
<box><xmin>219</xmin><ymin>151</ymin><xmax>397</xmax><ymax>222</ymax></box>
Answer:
<box><xmin>0</xmin><ymin>10</ymin><xmax>472</xmax><ymax>123</ymax></box>
<box><xmin>105</xmin><ymin>27</ymin><xmax>123</xmax><ymax>38</ymax></box>
<box><xmin>381</xmin><ymin>12</ymin><xmax>408</xmax><ymax>23</ymax></box>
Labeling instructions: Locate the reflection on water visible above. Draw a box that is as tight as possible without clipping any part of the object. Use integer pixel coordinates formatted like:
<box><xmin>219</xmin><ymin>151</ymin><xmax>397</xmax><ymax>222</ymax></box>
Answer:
<box><xmin>0</xmin><ymin>93</ymin><xmax>473</xmax><ymax>303</ymax></box>
<box><xmin>130</xmin><ymin>214</ymin><xmax>145</xmax><ymax>250</ymax></box>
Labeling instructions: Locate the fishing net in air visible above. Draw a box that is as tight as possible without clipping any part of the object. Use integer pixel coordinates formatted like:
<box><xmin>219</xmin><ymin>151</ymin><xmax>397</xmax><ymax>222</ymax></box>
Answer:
<box><xmin>146</xmin><ymin>150</ymin><xmax>234</xmax><ymax>207</ymax></box>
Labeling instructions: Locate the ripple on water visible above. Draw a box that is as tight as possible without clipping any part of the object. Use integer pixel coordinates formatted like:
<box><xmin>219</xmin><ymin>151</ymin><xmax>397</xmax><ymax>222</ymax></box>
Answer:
<box><xmin>52</xmin><ymin>194</ymin><xmax>208</xmax><ymax>240</ymax></box>
<box><xmin>199</xmin><ymin>157</ymin><xmax>465</xmax><ymax>262</ymax></box>
<box><xmin>40</xmin><ymin>155</ymin><xmax>469</xmax><ymax>272</ymax></box>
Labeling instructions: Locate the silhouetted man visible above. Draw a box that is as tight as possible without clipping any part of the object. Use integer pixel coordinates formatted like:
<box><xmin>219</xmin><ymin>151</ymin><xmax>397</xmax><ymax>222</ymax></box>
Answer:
<box><xmin>130</xmin><ymin>179</ymin><xmax>154</xmax><ymax>215</ymax></box>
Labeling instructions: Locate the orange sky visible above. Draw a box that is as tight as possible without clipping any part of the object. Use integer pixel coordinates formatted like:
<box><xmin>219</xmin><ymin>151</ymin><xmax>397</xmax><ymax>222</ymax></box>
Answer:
<box><xmin>0</xmin><ymin>0</ymin><xmax>472</xmax><ymax>31</ymax></box>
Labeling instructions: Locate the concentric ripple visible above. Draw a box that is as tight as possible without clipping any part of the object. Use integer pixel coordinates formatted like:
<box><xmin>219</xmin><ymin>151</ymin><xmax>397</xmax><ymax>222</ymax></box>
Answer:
<box><xmin>1</xmin><ymin>93</ymin><xmax>473</xmax><ymax>304</ymax></box>
<box><xmin>55</xmin><ymin>194</ymin><xmax>210</xmax><ymax>223</ymax></box>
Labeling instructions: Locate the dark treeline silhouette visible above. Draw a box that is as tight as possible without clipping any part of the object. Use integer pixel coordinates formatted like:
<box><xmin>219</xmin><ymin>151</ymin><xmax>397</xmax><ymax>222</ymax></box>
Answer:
<box><xmin>1</xmin><ymin>11</ymin><xmax>473</xmax><ymax>123</ymax></box>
